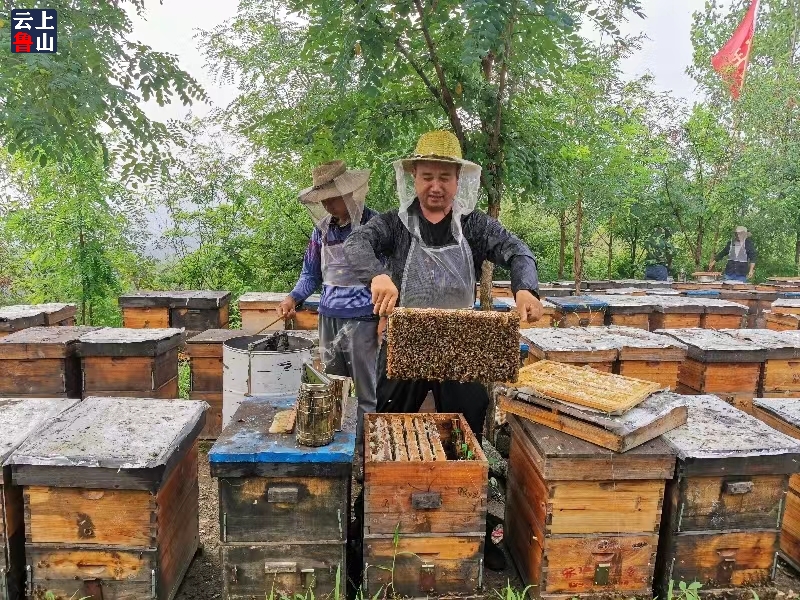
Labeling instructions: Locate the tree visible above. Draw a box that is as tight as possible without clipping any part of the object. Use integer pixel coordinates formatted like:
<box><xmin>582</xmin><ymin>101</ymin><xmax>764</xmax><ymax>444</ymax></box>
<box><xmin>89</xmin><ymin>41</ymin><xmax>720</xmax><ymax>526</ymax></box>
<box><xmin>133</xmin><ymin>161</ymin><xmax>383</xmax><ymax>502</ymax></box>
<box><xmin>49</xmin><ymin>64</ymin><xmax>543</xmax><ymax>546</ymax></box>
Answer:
<box><xmin>0</xmin><ymin>1</ymin><xmax>206</xmax><ymax>181</ymax></box>
<box><xmin>205</xmin><ymin>0</ymin><xmax>644</xmax><ymax>303</ymax></box>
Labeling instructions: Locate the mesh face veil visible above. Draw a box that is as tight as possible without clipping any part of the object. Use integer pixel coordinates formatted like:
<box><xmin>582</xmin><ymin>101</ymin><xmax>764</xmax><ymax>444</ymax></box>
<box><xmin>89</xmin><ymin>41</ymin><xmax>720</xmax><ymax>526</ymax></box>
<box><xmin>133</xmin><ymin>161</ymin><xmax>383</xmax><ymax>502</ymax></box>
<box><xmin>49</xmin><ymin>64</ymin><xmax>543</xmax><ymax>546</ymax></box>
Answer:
<box><xmin>392</xmin><ymin>158</ymin><xmax>481</xmax><ymax>240</ymax></box>
<box><xmin>300</xmin><ymin>175</ymin><xmax>369</xmax><ymax>237</ymax></box>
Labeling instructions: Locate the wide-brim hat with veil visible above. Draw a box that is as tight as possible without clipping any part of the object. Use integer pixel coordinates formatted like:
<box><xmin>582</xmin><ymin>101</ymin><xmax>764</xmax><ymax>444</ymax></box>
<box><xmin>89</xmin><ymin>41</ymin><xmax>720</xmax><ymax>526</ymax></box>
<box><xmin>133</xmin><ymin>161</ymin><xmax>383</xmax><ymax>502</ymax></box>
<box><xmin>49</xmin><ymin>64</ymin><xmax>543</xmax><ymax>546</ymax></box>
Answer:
<box><xmin>298</xmin><ymin>160</ymin><xmax>370</xmax><ymax>234</ymax></box>
<box><xmin>392</xmin><ymin>130</ymin><xmax>482</xmax><ymax>240</ymax></box>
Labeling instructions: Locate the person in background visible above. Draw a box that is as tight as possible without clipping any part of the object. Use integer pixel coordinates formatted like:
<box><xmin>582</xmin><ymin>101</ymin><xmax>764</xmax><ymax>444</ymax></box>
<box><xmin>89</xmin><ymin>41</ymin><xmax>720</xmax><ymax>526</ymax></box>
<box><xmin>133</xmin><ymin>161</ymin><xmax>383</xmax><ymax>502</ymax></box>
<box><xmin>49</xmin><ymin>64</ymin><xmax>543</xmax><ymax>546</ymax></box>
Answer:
<box><xmin>343</xmin><ymin>130</ymin><xmax>543</xmax><ymax>571</ymax></box>
<box><xmin>709</xmin><ymin>226</ymin><xmax>757</xmax><ymax>282</ymax></box>
<box><xmin>643</xmin><ymin>226</ymin><xmax>676</xmax><ymax>281</ymax></box>
<box><xmin>277</xmin><ymin>160</ymin><xmax>379</xmax><ymax>438</ymax></box>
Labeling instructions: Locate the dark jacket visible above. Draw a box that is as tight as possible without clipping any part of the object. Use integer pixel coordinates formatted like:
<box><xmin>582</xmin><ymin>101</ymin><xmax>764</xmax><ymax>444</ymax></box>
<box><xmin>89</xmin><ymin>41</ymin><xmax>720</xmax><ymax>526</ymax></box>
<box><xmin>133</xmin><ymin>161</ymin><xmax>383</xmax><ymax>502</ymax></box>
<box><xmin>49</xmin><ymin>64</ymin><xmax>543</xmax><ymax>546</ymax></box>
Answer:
<box><xmin>715</xmin><ymin>238</ymin><xmax>757</xmax><ymax>278</ymax></box>
<box><xmin>343</xmin><ymin>202</ymin><xmax>540</xmax><ymax>300</ymax></box>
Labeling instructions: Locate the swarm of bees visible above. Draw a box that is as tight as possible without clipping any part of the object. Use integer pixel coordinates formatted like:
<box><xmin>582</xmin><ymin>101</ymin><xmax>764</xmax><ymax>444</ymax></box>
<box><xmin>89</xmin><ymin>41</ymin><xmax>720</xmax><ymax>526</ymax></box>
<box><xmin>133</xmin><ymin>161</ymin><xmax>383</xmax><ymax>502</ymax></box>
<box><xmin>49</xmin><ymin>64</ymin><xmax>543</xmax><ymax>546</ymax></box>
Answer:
<box><xmin>386</xmin><ymin>308</ymin><xmax>521</xmax><ymax>383</ymax></box>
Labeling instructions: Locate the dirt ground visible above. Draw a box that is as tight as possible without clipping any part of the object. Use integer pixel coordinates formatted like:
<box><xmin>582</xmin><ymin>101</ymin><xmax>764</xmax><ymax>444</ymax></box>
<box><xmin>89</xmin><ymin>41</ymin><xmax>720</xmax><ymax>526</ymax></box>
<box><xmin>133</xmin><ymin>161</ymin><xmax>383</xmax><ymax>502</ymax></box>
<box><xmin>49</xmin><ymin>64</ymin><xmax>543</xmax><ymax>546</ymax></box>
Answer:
<box><xmin>175</xmin><ymin>444</ymin><xmax>800</xmax><ymax>600</ymax></box>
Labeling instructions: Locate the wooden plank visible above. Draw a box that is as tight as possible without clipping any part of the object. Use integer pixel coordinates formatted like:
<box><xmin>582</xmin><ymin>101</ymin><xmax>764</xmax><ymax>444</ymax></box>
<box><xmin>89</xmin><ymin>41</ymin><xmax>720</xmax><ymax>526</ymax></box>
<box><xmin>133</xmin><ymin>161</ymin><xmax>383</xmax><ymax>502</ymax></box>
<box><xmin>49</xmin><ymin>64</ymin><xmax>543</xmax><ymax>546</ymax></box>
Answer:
<box><xmin>122</xmin><ymin>306</ymin><xmax>170</xmax><ymax>329</ymax></box>
<box><xmin>609</xmin><ymin>313</ymin><xmax>651</xmax><ymax>329</ymax></box>
<box><xmin>414</xmin><ymin>418</ymin><xmax>434</xmax><ymax>462</ymax></box>
<box><xmin>618</xmin><ymin>361</ymin><xmax>681</xmax><ymax>388</ymax></box>
<box><xmin>650</xmin><ymin>313</ymin><xmax>703</xmax><ymax>330</ymax></box>
<box><xmin>781</xmin><ymin>488</ymin><xmax>800</xmax><ymax>567</ymax></box>
<box><xmin>0</xmin><ymin>306</ymin><xmax>46</xmax><ymax>333</ymax></box>
<box><xmin>171</xmin><ymin>306</ymin><xmax>227</xmax><ymax>332</ymax></box>
<box><xmin>87</xmin><ymin>376</ymin><xmax>179</xmax><ymax>400</ymax></box>
<box><xmin>668</xmin><ymin>530</ymin><xmax>778</xmax><ymax>588</ymax></box>
<box><xmin>763</xmin><ymin>360</ymin><xmax>800</xmax><ymax>393</ymax></box>
<box><xmin>119</xmin><ymin>291</ymin><xmax>230</xmax><ymax>310</ymax></box>
<box><xmin>190</xmin><ymin>356</ymin><xmax>223</xmax><ymax>392</ymax></box>
<box><xmin>426</xmin><ymin>419</ymin><xmax>447</xmax><ymax>461</ymax></box>
<box><xmin>185</xmin><ymin>328</ymin><xmax>242</xmax><ymax>356</ymax></box>
<box><xmin>389</xmin><ymin>417</ymin><xmax>409</xmax><ymax>461</ymax></box>
<box><xmin>702</xmin><ymin>313</ymin><xmax>745</xmax><ymax>329</ymax></box>
<box><xmin>404</xmin><ymin>416</ymin><xmax>421</xmax><ymax>461</ymax></box>
<box><xmin>0</xmin><ymin>358</ymin><xmax>70</xmax><ymax>396</ymax></box>
<box><xmin>678</xmin><ymin>359</ymin><xmax>761</xmax><ymax>394</ymax></box>
<box><xmin>82</xmin><ymin>353</ymin><xmax>178</xmax><ymax>392</ymax></box>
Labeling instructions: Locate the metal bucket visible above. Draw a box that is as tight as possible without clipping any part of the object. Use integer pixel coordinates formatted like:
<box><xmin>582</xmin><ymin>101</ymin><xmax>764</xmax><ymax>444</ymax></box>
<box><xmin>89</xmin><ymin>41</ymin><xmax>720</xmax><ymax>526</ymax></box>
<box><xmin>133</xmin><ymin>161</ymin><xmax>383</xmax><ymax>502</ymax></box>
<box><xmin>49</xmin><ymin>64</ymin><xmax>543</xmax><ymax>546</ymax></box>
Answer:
<box><xmin>222</xmin><ymin>333</ymin><xmax>313</xmax><ymax>426</ymax></box>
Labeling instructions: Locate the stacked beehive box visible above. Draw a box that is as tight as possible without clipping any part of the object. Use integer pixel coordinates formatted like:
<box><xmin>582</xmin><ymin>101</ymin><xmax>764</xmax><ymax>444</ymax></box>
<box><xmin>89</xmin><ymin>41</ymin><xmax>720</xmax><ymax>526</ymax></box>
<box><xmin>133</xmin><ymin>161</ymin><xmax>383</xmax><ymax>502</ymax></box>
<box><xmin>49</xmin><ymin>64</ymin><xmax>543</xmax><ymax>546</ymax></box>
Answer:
<box><xmin>0</xmin><ymin>326</ymin><xmax>101</xmax><ymax>398</ymax></box>
<box><xmin>363</xmin><ymin>413</ymin><xmax>487</xmax><ymax>598</ymax></box>
<box><xmin>238</xmin><ymin>292</ymin><xmax>287</xmax><ymax>333</ymax></box>
<box><xmin>766</xmin><ymin>299</ymin><xmax>800</xmax><ymax>331</ymax></box>
<box><xmin>548</xmin><ymin>296</ymin><xmax>608</xmax><ymax>327</ymax></box>
<box><xmin>695</xmin><ymin>298</ymin><xmax>749</xmax><ymax>329</ymax></box>
<box><xmin>655</xmin><ymin>394</ymin><xmax>800</xmax><ymax>595</ymax></box>
<box><xmin>289</xmin><ymin>295</ymin><xmax>321</xmax><ymax>330</ymax></box>
<box><xmin>606</xmin><ymin>326</ymin><xmax>688</xmax><ymax>388</ymax></box>
<box><xmin>520</xmin><ymin>327</ymin><xmax>618</xmax><ymax>372</ymax></box>
<box><xmin>721</xmin><ymin>329</ymin><xmax>800</xmax><ymax>398</ymax></box>
<box><xmin>186</xmin><ymin>329</ymin><xmax>244</xmax><ymax>439</ymax></box>
<box><xmin>209</xmin><ymin>395</ymin><xmax>356</xmax><ymax>600</ymax></box>
<box><xmin>751</xmin><ymin>398</ymin><xmax>800</xmax><ymax>572</ymax></box>
<box><xmin>506</xmin><ymin>415</ymin><xmax>676</xmax><ymax>599</ymax></box>
<box><xmin>0</xmin><ymin>304</ymin><xmax>77</xmax><ymax>339</ymax></box>
<box><xmin>119</xmin><ymin>291</ymin><xmax>231</xmax><ymax>336</ymax></box>
<box><xmin>493</xmin><ymin>297</ymin><xmax>556</xmax><ymax>328</ymax></box>
<box><xmin>657</xmin><ymin>328</ymin><xmax>767</xmax><ymax>412</ymax></box>
<box><xmin>0</xmin><ymin>398</ymin><xmax>79</xmax><ymax>600</ymax></box>
<box><xmin>78</xmin><ymin>328</ymin><xmax>184</xmax><ymax>398</ymax></box>
<box><xmin>649</xmin><ymin>297</ymin><xmax>705</xmax><ymax>330</ymax></box>
<box><xmin>8</xmin><ymin>396</ymin><xmax>206</xmax><ymax>600</ymax></box>
<box><xmin>590</xmin><ymin>294</ymin><xmax>655</xmax><ymax>330</ymax></box>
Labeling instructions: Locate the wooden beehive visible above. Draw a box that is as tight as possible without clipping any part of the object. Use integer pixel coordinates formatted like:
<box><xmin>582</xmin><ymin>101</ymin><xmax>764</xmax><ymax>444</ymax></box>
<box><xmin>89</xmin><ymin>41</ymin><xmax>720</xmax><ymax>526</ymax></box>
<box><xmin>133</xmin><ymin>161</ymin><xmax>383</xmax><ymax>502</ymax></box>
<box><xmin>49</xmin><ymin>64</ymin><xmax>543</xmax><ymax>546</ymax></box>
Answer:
<box><xmin>288</xmin><ymin>295</ymin><xmax>321</xmax><ymax>331</ymax></box>
<box><xmin>185</xmin><ymin>329</ymin><xmax>244</xmax><ymax>439</ymax></box>
<box><xmin>657</xmin><ymin>328</ymin><xmax>767</xmax><ymax>411</ymax></box>
<box><xmin>119</xmin><ymin>291</ymin><xmax>231</xmax><ymax>336</ymax></box>
<box><xmin>606</xmin><ymin>326</ymin><xmax>688</xmax><ymax>388</ymax></box>
<box><xmin>765</xmin><ymin>310</ymin><xmax>800</xmax><ymax>331</ymax></box>
<box><xmin>36</xmin><ymin>304</ymin><xmax>78</xmax><ymax>326</ymax></box>
<box><xmin>209</xmin><ymin>394</ymin><xmax>357</xmax><ymax>600</ymax></box>
<box><xmin>655</xmin><ymin>394</ymin><xmax>800</xmax><ymax>595</ymax></box>
<box><xmin>0</xmin><ymin>307</ymin><xmax>45</xmax><ymax>339</ymax></box>
<box><xmin>0</xmin><ymin>398</ymin><xmax>79</xmax><ymax>600</ymax></box>
<box><xmin>237</xmin><ymin>292</ymin><xmax>287</xmax><ymax>333</ymax></box>
<box><xmin>520</xmin><ymin>327</ymin><xmax>618</xmax><ymax>372</ymax></box>
<box><xmin>548</xmin><ymin>296</ymin><xmax>608</xmax><ymax>328</ymax></box>
<box><xmin>774</xmin><ymin>298</ymin><xmax>800</xmax><ymax>316</ymax></box>
<box><xmin>0</xmin><ymin>327</ymin><xmax>102</xmax><ymax>398</ymax></box>
<box><xmin>363</xmin><ymin>413</ymin><xmax>487</xmax><ymax>598</ymax></box>
<box><xmin>537</xmin><ymin>286</ymin><xmax>573</xmax><ymax>298</ymax></box>
<box><xmin>695</xmin><ymin>298</ymin><xmax>749</xmax><ymax>329</ymax></box>
<box><xmin>77</xmin><ymin>328</ymin><xmax>185</xmax><ymax>398</ymax></box>
<box><xmin>491</xmin><ymin>280</ymin><xmax>514</xmax><ymax>298</ymax></box>
<box><xmin>506</xmin><ymin>415</ymin><xmax>676</xmax><ymax>600</ymax></box>
<box><xmin>8</xmin><ymin>396</ymin><xmax>206</xmax><ymax>600</ymax></box>
<box><xmin>649</xmin><ymin>297</ymin><xmax>705</xmax><ymax>330</ymax></box>
<box><xmin>493</xmin><ymin>297</ymin><xmax>555</xmax><ymax>328</ymax></box>
<box><xmin>721</xmin><ymin>329</ymin><xmax>800</xmax><ymax>397</ymax></box>
<box><xmin>592</xmin><ymin>294</ymin><xmax>655</xmax><ymax>330</ymax></box>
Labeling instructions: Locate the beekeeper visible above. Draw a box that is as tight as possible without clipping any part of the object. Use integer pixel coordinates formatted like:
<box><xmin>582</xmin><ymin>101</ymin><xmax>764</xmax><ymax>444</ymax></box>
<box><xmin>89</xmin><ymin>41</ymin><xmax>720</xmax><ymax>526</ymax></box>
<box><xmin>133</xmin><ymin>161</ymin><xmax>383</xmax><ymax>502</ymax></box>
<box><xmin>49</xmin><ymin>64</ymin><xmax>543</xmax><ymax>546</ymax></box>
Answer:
<box><xmin>277</xmin><ymin>160</ymin><xmax>379</xmax><ymax>434</ymax></box>
<box><xmin>709</xmin><ymin>225</ymin><xmax>758</xmax><ymax>282</ymax></box>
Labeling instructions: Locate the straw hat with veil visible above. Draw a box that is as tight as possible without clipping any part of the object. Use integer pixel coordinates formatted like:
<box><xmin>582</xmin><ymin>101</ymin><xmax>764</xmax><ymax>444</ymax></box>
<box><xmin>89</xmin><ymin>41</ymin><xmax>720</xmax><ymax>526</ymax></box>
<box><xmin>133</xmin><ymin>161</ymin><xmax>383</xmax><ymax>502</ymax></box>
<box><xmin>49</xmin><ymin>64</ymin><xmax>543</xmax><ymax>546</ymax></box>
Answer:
<box><xmin>298</xmin><ymin>160</ymin><xmax>370</xmax><ymax>235</ymax></box>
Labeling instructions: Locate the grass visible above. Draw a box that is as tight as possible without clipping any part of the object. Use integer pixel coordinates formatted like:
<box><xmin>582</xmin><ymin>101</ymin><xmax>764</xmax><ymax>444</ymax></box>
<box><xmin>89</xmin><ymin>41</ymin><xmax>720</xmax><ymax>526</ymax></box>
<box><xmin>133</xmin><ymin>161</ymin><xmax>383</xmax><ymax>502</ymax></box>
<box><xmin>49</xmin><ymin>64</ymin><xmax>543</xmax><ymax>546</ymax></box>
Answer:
<box><xmin>178</xmin><ymin>358</ymin><xmax>190</xmax><ymax>399</ymax></box>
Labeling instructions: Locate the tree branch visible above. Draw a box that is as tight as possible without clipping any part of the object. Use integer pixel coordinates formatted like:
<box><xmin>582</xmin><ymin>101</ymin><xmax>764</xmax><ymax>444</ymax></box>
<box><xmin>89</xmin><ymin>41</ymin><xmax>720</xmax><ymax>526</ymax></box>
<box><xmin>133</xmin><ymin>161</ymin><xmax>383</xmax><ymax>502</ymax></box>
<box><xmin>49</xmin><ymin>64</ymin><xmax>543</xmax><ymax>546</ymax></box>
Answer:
<box><xmin>489</xmin><ymin>0</ymin><xmax>518</xmax><ymax>157</ymax></box>
<box><xmin>393</xmin><ymin>37</ymin><xmax>449</xmax><ymax>115</ymax></box>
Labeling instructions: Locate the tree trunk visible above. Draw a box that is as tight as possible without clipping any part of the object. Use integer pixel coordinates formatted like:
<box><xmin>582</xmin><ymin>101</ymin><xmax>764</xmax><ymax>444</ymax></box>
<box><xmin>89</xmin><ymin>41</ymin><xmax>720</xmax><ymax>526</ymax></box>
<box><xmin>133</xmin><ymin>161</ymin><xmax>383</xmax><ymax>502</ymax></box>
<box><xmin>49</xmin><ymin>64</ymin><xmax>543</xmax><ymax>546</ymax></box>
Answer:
<box><xmin>573</xmin><ymin>192</ymin><xmax>583</xmax><ymax>295</ymax></box>
<box><xmin>479</xmin><ymin>178</ymin><xmax>502</xmax><ymax>309</ymax></box>
<box><xmin>795</xmin><ymin>228</ymin><xmax>800</xmax><ymax>274</ymax></box>
<box><xmin>79</xmin><ymin>226</ymin><xmax>86</xmax><ymax>325</ymax></box>
<box><xmin>558</xmin><ymin>210</ymin><xmax>567</xmax><ymax>279</ymax></box>
<box><xmin>607</xmin><ymin>215</ymin><xmax>614</xmax><ymax>279</ymax></box>
<box><xmin>630</xmin><ymin>224</ymin><xmax>639</xmax><ymax>273</ymax></box>
<box><xmin>694</xmin><ymin>218</ymin><xmax>705</xmax><ymax>269</ymax></box>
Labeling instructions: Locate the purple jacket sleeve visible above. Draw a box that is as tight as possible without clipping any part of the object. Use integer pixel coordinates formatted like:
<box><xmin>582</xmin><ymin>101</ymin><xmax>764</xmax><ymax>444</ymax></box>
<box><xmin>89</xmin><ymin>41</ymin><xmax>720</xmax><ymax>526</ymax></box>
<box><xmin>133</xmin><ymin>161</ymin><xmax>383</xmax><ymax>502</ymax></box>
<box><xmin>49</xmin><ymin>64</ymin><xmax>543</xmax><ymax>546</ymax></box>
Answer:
<box><xmin>290</xmin><ymin>228</ymin><xmax>323</xmax><ymax>302</ymax></box>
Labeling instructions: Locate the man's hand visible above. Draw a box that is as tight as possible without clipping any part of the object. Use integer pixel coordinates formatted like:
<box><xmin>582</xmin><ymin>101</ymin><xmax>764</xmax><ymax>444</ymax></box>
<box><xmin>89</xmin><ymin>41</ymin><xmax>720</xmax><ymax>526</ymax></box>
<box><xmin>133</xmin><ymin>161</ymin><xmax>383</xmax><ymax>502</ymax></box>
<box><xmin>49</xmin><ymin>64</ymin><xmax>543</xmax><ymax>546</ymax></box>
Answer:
<box><xmin>371</xmin><ymin>274</ymin><xmax>399</xmax><ymax>316</ymax></box>
<box><xmin>516</xmin><ymin>290</ymin><xmax>543</xmax><ymax>323</ymax></box>
<box><xmin>747</xmin><ymin>266</ymin><xmax>755</xmax><ymax>280</ymax></box>
<box><xmin>277</xmin><ymin>296</ymin><xmax>297</xmax><ymax>319</ymax></box>
<box><xmin>708</xmin><ymin>260</ymin><xmax>716</xmax><ymax>271</ymax></box>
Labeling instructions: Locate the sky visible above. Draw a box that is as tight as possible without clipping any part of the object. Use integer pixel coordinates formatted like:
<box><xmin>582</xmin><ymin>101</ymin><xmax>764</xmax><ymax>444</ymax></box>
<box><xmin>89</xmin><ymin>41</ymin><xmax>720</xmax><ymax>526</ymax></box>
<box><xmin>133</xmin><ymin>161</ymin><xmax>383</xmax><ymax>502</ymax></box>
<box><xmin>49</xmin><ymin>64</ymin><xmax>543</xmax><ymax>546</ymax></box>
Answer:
<box><xmin>129</xmin><ymin>0</ymin><xmax>717</xmax><ymax>126</ymax></box>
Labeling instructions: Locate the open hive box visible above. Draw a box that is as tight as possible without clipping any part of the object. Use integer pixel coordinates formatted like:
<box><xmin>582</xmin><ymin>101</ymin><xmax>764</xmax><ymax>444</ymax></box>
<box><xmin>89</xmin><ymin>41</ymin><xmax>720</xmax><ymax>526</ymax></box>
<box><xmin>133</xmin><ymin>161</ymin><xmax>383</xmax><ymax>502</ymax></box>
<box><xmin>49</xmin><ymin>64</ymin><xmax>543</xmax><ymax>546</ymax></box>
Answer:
<box><xmin>364</xmin><ymin>413</ymin><xmax>488</xmax><ymax>598</ymax></box>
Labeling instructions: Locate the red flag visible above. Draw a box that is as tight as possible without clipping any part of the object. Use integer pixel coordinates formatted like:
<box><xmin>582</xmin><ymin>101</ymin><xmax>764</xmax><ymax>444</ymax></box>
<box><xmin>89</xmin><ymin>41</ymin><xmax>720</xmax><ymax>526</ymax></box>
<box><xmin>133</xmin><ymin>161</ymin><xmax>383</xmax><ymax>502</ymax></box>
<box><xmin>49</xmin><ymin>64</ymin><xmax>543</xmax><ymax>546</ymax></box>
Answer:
<box><xmin>711</xmin><ymin>0</ymin><xmax>759</xmax><ymax>99</ymax></box>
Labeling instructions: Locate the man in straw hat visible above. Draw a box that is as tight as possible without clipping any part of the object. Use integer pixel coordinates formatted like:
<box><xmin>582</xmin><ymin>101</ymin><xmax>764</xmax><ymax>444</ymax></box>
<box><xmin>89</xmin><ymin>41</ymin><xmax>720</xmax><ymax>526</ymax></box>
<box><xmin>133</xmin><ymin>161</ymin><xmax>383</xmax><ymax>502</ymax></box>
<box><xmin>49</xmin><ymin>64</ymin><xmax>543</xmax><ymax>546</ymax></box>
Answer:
<box><xmin>344</xmin><ymin>130</ymin><xmax>542</xmax><ymax>570</ymax></box>
<box><xmin>277</xmin><ymin>160</ymin><xmax>380</xmax><ymax>436</ymax></box>
<box><xmin>709</xmin><ymin>225</ymin><xmax>757</xmax><ymax>282</ymax></box>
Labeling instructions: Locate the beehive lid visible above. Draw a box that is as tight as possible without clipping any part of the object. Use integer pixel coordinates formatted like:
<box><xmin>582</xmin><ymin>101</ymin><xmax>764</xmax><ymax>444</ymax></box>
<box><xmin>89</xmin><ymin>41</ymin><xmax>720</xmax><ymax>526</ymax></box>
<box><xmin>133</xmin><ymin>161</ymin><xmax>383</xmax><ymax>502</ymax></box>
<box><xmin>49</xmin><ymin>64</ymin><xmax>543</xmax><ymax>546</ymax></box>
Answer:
<box><xmin>692</xmin><ymin>298</ymin><xmax>749</xmax><ymax>315</ymax></box>
<box><xmin>752</xmin><ymin>398</ymin><xmax>800</xmax><ymax>431</ymax></box>
<box><xmin>686</xmin><ymin>289</ymin><xmax>721</xmax><ymax>298</ymax></box>
<box><xmin>509</xmin><ymin>415</ymin><xmax>676</xmax><ymax>481</ymax></box>
<box><xmin>473</xmin><ymin>299</ymin><xmax>515</xmax><ymax>311</ymax></box>
<box><xmin>661</xmin><ymin>394</ymin><xmax>800</xmax><ymax>475</ymax></box>
<box><xmin>770</xmin><ymin>277</ymin><xmax>800</xmax><ymax>284</ymax></box>
<box><xmin>774</xmin><ymin>299</ymin><xmax>800</xmax><ymax>310</ymax></box>
<box><xmin>604</xmin><ymin>326</ymin><xmax>688</xmax><ymax>361</ymax></box>
<box><xmin>209</xmin><ymin>395</ymin><xmax>357</xmax><ymax>478</ymax></box>
<box><xmin>719</xmin><ymin>290</ymin><xmax>757</xmax><ymax>301</ymax></box>
<box><xmin>721</xmin><ymin>329</ymin><xmax>800</xmax><ymax>360</ymax></box>
<box><xmin>0</xmin><ymin>398</ymin><xmax>80</xmax><ymax>465</ymax></box>
<box><xmin>586</xmin><ymin>294</ymin><xmax>656</xmax><ymax>314</ymax></box>
<box><xmin>514</xmin><ymin>360</ymin><xmax>661</xmax><ymax>414</ymax></box>
<box><xmin>9</xmin><ymin>397</ymin><xmax>207</xmax><ymax>489</ymax></box>
<box><xmin>538</xmin><ymin>286</ymin><xmax>573</xmax><ymax>297</ymax></box>
<box><xmin>118</xmin><ymin>290</ymin><xmax>231</xmax><ymax>309</ymax></box>
<box><xmin>646</xmin><ymin>289</ymin><xmax>682</xmax><ymax>296</ymax></box>
<box><xmin>547</xmin><ymin>295</ymin><xmax>608</xmax><ymax>312</ymax></box>
<box><xmin>238</xmin><ymin>292</ymin><xmax>287</xmax><ymax>304</ymax></box>
<box><xmin>654</xmin><ymin>328</ymin><xmax>767</xmax><ymax>363</ymax></box>
<box><xmin>0</xmin><ymin>305</ymin><xmax>46</xmax><ymax>332</ymax></box>
<box><xmin>520</xmin><ymin>327</ymin><xmax>618</xmax><ymax>363</ymax></box>
<box><xmin>650</xmin><ymin>296</ymin><xmax>706</xmax><ymax>314</ymax></box>
<box><xmin>186</xmin><ymin>328</ymin><xmax>244</xmax><ymax>345</ymax></box>
<box><xmin>492</xmin><ymin>280</ymin><xmax>511</xmax><ymax>289</ymax></box>
<box><xmin>34</xmin><ymin>303</ymin><xmax>78</xmax><ymax>324</ymax></box>
<box><xmin>594</xmin><ymin>287</ymin><xmax>646</xmax><ymax>295</ymax></box>
<box><xmin>0</xmin><ymin>326</ymin><xmax>103</xmax><ymax>359</ymax></box>
<box><xmin>77</xmin><ymin>327</ymin><xmax>185</xmax><ymax>357</ymax></box>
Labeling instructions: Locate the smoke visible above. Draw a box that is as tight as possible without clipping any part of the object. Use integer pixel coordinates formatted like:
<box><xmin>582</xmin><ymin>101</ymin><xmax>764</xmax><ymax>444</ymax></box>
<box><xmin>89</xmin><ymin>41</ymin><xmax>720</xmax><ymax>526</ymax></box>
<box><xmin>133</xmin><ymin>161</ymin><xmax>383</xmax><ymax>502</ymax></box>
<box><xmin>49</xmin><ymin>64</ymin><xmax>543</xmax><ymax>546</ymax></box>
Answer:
<box><xmin>320</xmin><ymin>321</ymin><xmax>356</xmax><ymax>370</ymax></box>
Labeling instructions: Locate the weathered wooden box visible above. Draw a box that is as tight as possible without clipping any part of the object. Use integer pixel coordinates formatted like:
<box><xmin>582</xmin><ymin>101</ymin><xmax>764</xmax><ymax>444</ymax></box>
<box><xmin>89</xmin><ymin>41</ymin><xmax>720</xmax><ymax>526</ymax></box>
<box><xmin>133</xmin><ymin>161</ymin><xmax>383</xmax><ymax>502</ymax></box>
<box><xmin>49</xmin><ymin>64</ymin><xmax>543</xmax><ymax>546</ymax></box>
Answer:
<box><xmin>520</xmin><ymin>327</ymin><xmax>617</xmax><ymax>372</ymax></box>
<box><xmin>774</xmin><ymin>299</ymin><xmax>800</xmax><ymax>316</ymax></box>
<box><xmin>209</xmin><ymin>395</ymin><xmax>357</xmax><ymax>600</ymax></box>
<box><xmin>765</xmin><ymin>310</ymin><xmax>800</xmax><ymax>332</ymax></box>
<box><xmin>593</xmin><ymin>294</ymin><xmax>655</xmax><ymax>330</ymax></box>
<box><xmin>696</xmin><ymin>298</ymin><xmax>749</xmax><ymax>329</ymax></box>
<box><xmin>606</xmin><ymin>326</ymin><xmax>687</xmax><ymax>389</ymax></box>
<box><xmin>751</xmin><ymin>398</ymin><xmax>800</xmax><ymax>573</ymax></box>
<box><xmin>657</xmin><ymin>328</ymin><xmax>767</xmax><ymax>409</ymax></box>
<box><xmin>186</xmin><ymin>329</ymin><xmax>244</xmax><ymax>439</ymax></box>
<box><xmin>649</xmin><ymin>297</ymin><xmax>704</xmax><ymax>330</ymax></box>
<box><xmin>77</xmin><ymin>328</ymin><xmax>185</xmax><ymax>398</ymax></box>
<box><xmin>722</xmin><ymin>329</ymin><xmax>800</xmax><ymax>397</ymax></box>
<box><xmin>363</xmin><ymin>413</ymin><xmax>487</xmax><ymax>598</ymax></box>
<box><xmin>8</xmin><ymin>396</ymin><xmax>206</xmax><ymax>600</ymax></box>
<box><xmin>288</xmin><ymin>296</ymin><xmax>321</xmax><ymax>331</ymax></box>
<box><xmin>0</xmin><ymin>398</ymin><xmax>79</xmax><ymax>600</ymax></box>
<box><xmin>119</xmin><ymin>291</ymin><xmax>231</xmax><ymax>336</ymax></box>
<box><xmin>548</xmin><ymin>296</ymin><xmax>607</xmax><ymax>328</ymax></box>
<box><xmin>0</xmin><ymin>327</ymin><xmax>102</xmax><ymax>398</ymax></box>
<box><xmin>506</xmin><ymin>415</ymin><xmax>676</xmax><ymax>600</ymax></box>
<box><xmin>0</xmin><ymin>305</ymin><xmax>77</xmax><ymax>339</ymax></box>
<box><xmin>655</xmin><ymin>394</ymin><xmax>800</xmax><ymax>595</ymax></box>
<box><xmin>238</xmin><ymin>292</ymin><xmax>287</xmax><ymax>333</ymax></box>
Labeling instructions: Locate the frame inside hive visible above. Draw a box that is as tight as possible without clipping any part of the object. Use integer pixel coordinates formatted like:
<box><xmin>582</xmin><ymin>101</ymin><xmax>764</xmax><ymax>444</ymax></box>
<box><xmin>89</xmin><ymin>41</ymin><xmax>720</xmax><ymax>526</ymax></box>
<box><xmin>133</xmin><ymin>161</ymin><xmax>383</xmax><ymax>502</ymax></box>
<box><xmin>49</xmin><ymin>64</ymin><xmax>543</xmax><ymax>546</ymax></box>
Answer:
<box><xmin>514</xmin><ymin>360</ymin><xmax>662</xmax><ymax>415</ymax></box>
<box><xmin>366</xmin><ymin>414</ymin><xmax>486</xmax><ymax>462</ymax></box>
